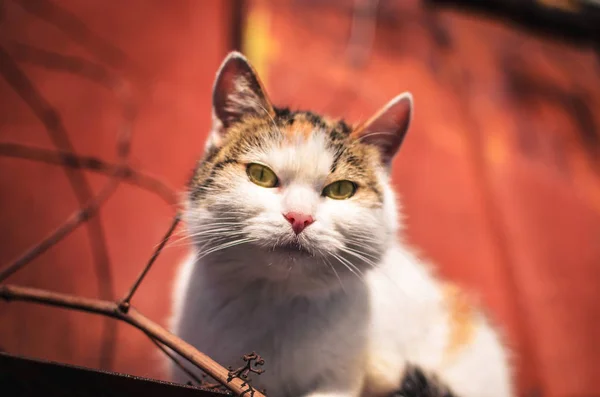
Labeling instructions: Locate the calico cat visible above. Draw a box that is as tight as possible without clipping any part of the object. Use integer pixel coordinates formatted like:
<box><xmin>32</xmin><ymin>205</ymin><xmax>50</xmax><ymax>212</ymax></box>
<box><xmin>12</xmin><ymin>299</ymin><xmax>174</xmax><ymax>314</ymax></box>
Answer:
<box><xmin>170</xmin><ymin>52</ymin><xmax>513</xmax><ymax>397</ymax></box>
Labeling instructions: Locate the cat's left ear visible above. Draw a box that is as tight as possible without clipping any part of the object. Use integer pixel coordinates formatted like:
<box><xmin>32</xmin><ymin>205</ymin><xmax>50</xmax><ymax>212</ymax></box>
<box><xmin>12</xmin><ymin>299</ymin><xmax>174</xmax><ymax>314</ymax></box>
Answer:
<box><xmin>210</xmin><ymin>52</ymin><xmax>275</xmax><ymax>147</ymax></box>
<box><xmin>351</xmin><ymin>92</ymin><xmax>413</xmax><ymax>167</ymax></box>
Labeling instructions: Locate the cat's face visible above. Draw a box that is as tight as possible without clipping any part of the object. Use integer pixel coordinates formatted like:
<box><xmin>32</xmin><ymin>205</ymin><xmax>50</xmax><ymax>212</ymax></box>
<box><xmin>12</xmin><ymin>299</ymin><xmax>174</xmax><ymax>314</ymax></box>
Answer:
<box><xmin>186</xmin><ymin>52</ymin><xmax>413</xmax><ymax>292</ymax></box>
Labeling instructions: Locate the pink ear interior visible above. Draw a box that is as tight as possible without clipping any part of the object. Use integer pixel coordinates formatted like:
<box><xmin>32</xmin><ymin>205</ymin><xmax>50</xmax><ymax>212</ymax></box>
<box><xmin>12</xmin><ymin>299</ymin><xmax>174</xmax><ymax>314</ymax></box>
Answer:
<box><xmin>352</xmin><ymin>93</ymin><xmax>413</xmax><ymax>165</ymax></box>
<box><xmin>212</xmin><ymin>52</ymin><xmax>274</xmax><ymax>130</ymax></box>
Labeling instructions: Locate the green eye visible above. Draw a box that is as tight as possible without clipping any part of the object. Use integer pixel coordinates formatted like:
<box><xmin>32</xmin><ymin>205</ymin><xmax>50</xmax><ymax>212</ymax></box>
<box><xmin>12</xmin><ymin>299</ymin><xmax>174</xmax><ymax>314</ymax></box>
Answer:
<box><xmin>246</xmin><ymin>163</ymin><xmax>279</xmax><ymax>188</ymax></box>
<box><xmin>323</xmin><ymin>180</ymin><xmax>356</xmax><ymax>200</ymax></box>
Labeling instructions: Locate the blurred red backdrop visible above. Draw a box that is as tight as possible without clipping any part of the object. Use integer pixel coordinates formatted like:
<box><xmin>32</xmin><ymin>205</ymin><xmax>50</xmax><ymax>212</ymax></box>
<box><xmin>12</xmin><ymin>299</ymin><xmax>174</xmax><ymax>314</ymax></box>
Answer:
<box><xmin>0</xmin><ymin>2</ymin><xmax>598</xmax><ymax>397</ymax></box>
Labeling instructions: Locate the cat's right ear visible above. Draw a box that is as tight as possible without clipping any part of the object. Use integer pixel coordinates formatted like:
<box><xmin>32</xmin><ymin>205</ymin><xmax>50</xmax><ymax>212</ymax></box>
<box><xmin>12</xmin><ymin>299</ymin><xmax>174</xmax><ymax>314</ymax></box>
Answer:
<box><xmin>209</xmin><ymin>52</ymin><xmax>275</xmax><ymax>148</ymax></box>
<box><xmin>351</xmin><ymin>92</ymin><xmax>413</xmax><ymax>167</ymax></box>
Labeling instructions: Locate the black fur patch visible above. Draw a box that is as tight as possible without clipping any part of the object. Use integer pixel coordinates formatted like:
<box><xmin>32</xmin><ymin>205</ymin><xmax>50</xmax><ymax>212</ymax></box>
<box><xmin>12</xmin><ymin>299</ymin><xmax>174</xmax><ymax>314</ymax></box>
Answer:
<box><xmin>330</xmin><ymin>119</ymin><xmax>352</xmax><ymax>139</ymax></box>
<box><xmin>302</xmin><ymin>111</ymin><xmax>328</xmax><ymax>129</ymax></box>
<box><xmin>212</xmin><ymin>158</ymin><xmax>238</xmax><ymax>171</ymax></box>
<box><xmin>392</xmin><ymin>365</ymin><xmax>456</xmax><ymax>397</ymax></box>
<box><xmin>274</xmin><ymin>106</ymin><xmax>345</xmax><ymax>132</ymax></box>
<box><xmin>329</xmin><ymin>145</ymin><xmax>345</xmax><ymax>172</ymax></box>
<box><xmin>274</xmin><ymin>106</ymin><xmax>293</xmax><ymax>119</ymax></box>
<box><xmin>189</xmin><ymin>158</ymin><xmax>239</xmax><ymax>201</ymax></box>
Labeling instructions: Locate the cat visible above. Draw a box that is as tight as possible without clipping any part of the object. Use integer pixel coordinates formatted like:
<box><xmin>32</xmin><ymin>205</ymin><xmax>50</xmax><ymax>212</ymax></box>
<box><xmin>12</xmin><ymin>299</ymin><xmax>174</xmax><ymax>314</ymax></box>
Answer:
<box><xmin>169</xmin><ymin>51</ymin><xmax>514</xmax><ymax>397</ymax></box>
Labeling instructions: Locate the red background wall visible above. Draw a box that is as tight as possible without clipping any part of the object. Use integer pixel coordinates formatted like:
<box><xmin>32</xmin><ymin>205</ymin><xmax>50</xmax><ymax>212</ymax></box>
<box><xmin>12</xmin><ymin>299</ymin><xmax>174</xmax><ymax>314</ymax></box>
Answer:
<box><xmin>1</xmin><ymin>1</ymin><xmax>599</xmax><ymax>397</ymax></box>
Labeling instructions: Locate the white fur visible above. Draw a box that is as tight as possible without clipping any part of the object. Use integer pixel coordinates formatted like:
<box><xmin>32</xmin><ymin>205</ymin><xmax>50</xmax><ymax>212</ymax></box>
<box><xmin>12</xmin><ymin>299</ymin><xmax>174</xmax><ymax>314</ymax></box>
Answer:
<box><xmin>170</xmin><ymin>126</ymin><xmax>513</xmax><ymax>397</ymax></box>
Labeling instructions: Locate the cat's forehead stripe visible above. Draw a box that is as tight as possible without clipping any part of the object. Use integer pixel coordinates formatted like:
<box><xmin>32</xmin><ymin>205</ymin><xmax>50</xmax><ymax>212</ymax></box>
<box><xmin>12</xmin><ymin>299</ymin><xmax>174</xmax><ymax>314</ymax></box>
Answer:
<box><xmin>282</xmin><ymin>115</ymin><xmax>315</xmax><ymax>140</ymax></box>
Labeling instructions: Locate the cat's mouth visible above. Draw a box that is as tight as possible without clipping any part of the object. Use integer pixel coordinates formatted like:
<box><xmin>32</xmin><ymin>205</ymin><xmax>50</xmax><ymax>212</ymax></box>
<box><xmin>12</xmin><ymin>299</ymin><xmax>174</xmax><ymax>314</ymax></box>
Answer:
<box><xmin>270</xmin><ymin>240</ymin><xmax>312</xmax><ymax>256</ymax></box>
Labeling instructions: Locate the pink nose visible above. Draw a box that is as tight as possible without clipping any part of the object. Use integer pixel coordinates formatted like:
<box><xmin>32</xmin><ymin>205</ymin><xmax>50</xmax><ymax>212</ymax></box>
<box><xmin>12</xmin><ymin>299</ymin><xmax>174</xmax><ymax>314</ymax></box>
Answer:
<box><xmin>283</xmin><ymin>212</ymin><xmax>315</xmax><ymax>235</ymax></box>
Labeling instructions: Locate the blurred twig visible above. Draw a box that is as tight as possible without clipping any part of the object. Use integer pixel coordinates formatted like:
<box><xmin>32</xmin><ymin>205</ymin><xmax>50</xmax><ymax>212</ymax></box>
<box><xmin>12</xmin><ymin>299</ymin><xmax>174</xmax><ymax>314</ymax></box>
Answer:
<box><xmin>12</xmin><ymin>0</ymin><xmax>134</xmax><ymax>73</ymax></box>
<box><xmin>346</xmin><ymin>0</ymin><xmax>379</xmax><ymax>68</ymax></box>
<box><xmin>6</xmin><ymin>42</ymin><xmax>137</xmax><ymax>156</ymax></box>
<box><xmin>0</xmin><ymin>178</ymin><xmax>120</xmax><ymax>283</ymax></box>
<box><xmin>0</xmin><ymin>142</ymin><xmax>178</xmax><ymax>205</ymax></box>
<box><xmin>10</xmin><ymin>42</ymin><xmax>119</xmax><ymax>86</ymax></box>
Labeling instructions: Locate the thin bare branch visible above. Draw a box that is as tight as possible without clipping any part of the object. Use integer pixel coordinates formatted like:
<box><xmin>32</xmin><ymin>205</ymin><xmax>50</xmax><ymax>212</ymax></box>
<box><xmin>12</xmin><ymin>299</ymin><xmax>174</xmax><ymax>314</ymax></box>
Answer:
<box><xmin>9</xmin><ymin>42</ymin><xmax>118</xmax><ymax>87</ymax></box>
<box><xmin>227</xmin><ymin>352</ymin><xmax>266</xmax><ymax>397</ymax></box>
<box><xmin>0</xmin><ymin>284</ymin><xmax>266</xmax><ymax>397</ymax></box>
<box><xmin>147</xmin><ymin>335</ymin><xmax>205</xmax><ymax>387</ymax></box>
<box><xmin>12</xmin><ymin>0</ymin><xmax>135</xmax><ymax>73</ymax></box>
<box><xmin>8</xmin><ymin>42</ymin><xmax>137</xmax><ymax>159</ymax></box>
<box><xmin>119</xmin><ymin>213</ymin><xmax>182</xmax><ymax>310</ymax></box>
<box><xmin>0</xmin><ymin>178</ymin><xmax>120</xmax><ymax>283</ymax></box>
<box><xmin>0</xmin><ymin>142</ymin><xmax>178</xmax><ymax>205</ymax></box>
<box><xmin>146</xmin><ymin>335</ymin><xmax>227</xmax><ymax>391</ymax></box>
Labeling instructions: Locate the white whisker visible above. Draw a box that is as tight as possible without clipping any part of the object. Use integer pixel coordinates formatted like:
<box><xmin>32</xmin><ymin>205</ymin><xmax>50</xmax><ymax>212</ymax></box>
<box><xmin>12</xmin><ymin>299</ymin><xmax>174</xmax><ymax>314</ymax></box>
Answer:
<box><xmin>331</xmin><ymin>253</ymin><xmax>365</xmax><ymax>284</ymax></box>
<box><xmin>324</xmin><ymin>256</ymin><xmax>345</xmax><ymax>293</ymax></box>
<box><xmin>197</xmin><ymin>237</ymin><xmax>257</xmax><ymax>260</ymax></box>
<box><xmin>355</xmin><ymin>131</ymin><xmax>396</xmax><ymax>143</ymax></box>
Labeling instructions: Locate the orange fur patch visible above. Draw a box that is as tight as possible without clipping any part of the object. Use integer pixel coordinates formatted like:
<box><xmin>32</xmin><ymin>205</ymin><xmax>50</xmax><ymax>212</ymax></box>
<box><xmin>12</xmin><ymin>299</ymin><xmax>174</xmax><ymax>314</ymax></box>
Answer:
<box><xmin>442</xmin><ymin>283</ymin><xmax>476</xmax><ymax>360</ymax></box>
<box><xmin>284</xmin><ymin>116</ymin><xmax>314</xmax><ymax>140</ymax></box>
